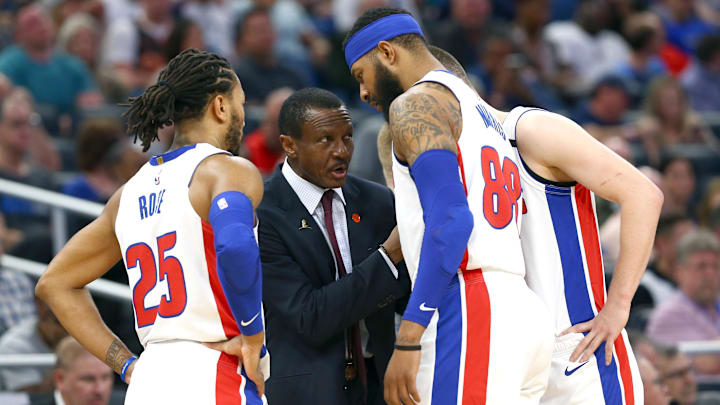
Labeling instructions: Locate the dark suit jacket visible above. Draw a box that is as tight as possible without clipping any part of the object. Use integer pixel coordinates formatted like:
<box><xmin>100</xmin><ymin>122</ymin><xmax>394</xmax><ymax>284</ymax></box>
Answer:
<box><xmin>258</xmin><ymin>166</ymin><xmax>410</xmax><ymax>405</ymax></box>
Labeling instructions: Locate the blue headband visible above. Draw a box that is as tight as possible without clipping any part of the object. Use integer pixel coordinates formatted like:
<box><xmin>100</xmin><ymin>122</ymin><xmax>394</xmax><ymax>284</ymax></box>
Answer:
<box><xmin>344</xmin><ymin>14</ymin><xmax>424</xmax><ymax>68</ymax></box>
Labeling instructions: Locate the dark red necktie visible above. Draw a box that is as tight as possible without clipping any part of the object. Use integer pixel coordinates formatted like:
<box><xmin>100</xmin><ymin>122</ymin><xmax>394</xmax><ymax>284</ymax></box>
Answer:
<box><xmin>321</xmin><ymin>190</ymin><xmax>368</xmax><ymax>399</ymax></box>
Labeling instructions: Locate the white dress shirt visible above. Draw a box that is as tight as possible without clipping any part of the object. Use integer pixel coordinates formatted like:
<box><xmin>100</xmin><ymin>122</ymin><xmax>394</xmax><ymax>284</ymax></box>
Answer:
<box><xmin>281</xmin><ymin>160</ymin><xmax>398</xmax><ymax>355</ymax></box>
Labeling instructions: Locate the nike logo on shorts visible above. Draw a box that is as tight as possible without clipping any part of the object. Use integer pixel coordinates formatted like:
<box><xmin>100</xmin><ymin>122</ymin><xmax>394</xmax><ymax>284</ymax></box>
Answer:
<box><xmin>419</xmin><ymin>302</ymin><xmax>437</xmax><ymax>312</ymax></box>
<box><xmin>564</xmin><ymin>361</ymin><xmax>589</xmax><ymax>376</ymax></box>
<box><xmin>241</xmin><ymin>312</ymin><xmax>260</xmax><ymax>327</ymax></box>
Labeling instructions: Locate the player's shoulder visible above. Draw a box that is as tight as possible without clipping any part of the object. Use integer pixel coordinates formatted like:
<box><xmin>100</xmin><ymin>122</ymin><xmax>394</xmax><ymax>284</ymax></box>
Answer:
<box><xmin>197</xmin><ymin>154</ymin><xmax>261</xmax><ymax>182</ymax></box>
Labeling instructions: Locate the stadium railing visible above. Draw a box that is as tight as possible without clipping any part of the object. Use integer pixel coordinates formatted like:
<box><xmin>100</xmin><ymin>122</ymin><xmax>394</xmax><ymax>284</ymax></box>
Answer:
<box><xmin>0</xmin><ymin>178</ymin><xmax>103</xmax><ymax>254</ymax></box>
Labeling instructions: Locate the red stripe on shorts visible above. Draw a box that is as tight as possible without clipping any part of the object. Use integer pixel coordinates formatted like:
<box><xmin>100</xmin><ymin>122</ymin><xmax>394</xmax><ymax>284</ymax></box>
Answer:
<box><xmin>202</xmin><ymin>220</ymin><xmax>240</xmax><ymax>338</ymax></box>
<box><xmin>614</xmin><ymin>335</ymin><xmax>635</xmax><ymax>405</ymax></box>
<box><xmin>461</xmin><ymin>270</ymin><xmax>490</xmax><ymax>404</ymax></box>
<box><xmin>215</xmin><ymin>352</ymin><xmax>244</xmax><ymax>404</ymax></box>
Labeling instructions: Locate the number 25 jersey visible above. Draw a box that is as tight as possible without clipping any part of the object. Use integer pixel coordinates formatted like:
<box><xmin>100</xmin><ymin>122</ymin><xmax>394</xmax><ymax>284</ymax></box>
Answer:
<box><xmin>392</xmin><ymin>70</ymin><xmax>526</xmax><ymax>282</ymax></box>
<box><xmin>115</xmin><ymin>143</ymin><xmax>241</xmax><ymax>347</ymax></box>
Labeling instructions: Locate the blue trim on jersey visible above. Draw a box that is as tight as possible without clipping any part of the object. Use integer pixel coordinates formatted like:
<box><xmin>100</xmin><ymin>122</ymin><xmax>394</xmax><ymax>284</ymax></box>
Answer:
<box><xmin>431</xmin><ymin>275</ymin><xmax>462</xmax><ymax>404</ymax></box>
<box><xmin>545</xmin><ymin>185</ymin><xmax>623</xmax><ymax>404</ymax></box>
<box><xmin>150</xmin><ymin>144</ymin><xmax>197</xmax><ymax>166</ymax></box>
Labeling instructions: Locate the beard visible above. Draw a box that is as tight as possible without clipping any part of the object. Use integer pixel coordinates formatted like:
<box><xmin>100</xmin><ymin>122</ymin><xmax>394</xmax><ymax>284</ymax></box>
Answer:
<box><xmin>373</xmin><ymin>60</ymin><xmax>405</xmax><ymax>122</ymax></box>
<box><xmin>223</xmin><ymin>112</ymin><xmax>243</xmax><ymax>155</ymax></box>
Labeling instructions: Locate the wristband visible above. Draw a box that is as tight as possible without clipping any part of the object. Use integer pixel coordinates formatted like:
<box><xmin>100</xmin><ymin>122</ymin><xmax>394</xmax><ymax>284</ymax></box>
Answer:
<box><xmin>120</xmin><ymin>356</ymin><xmax>137</xmax><ymax>383</ymax></box>
<box><xmin>394</xmin><ymin>344</ymin><xmax>422</xmax><ymax>351</ymax></box>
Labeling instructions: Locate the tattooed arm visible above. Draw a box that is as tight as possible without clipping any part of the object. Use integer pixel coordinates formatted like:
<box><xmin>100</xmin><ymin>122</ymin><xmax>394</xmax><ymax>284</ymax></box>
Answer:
<box><xmin>36</xmin><ymin>187</ymin><xmax>137</xmax><ymax>383</ymax></box>
<box><xmin>384</xmin><ymin>82</ymin><xmax>473</xmax><ymax>405</ymax></box>
<box><xmin>389</xmin><ymin>82</ymin><xmax>462</xmax><ymax>166</ymax></box>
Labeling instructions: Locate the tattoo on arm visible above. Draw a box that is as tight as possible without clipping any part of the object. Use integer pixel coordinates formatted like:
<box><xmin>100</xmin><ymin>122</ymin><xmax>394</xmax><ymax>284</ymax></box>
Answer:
<box><xmin>389</xmin><ymin>84</ymin><xmax>461</xmax><ymax>166</ymax></box>
<box><xmin>105</xmin><ymin>339</ymin><xmax>132</xmax><ymax>374</ymax></box>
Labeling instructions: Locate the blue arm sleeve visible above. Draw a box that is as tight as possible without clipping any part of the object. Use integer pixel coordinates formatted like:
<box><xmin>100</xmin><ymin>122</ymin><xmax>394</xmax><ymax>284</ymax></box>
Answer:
<box><xmin>209</xmin><ymin>191</ymin><xmax>263</xmax><ymax>336</ymax></box>
<box><xmin>402</xmin><ymin>149</ymin><xmax>474</xmax><ymax>328</ymax></box>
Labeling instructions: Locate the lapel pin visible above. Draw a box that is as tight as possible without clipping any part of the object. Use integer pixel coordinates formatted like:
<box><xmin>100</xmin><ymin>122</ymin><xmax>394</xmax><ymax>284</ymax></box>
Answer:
<box><xmin>352</xmin><ymin>213</ymin><xmax>361</xmax><ymax>223</ymax></box>
<box><xmin>299</xmin><ymin>219</ymin><xmax>312</xmax><ymax>230</ymax></box>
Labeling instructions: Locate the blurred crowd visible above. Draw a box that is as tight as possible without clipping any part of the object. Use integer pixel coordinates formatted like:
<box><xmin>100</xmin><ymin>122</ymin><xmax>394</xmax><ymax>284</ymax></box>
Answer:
<box><xmin>1</xmin><ymin>0</ymin><xmax>720</xmax><ymax>403</ymax></box>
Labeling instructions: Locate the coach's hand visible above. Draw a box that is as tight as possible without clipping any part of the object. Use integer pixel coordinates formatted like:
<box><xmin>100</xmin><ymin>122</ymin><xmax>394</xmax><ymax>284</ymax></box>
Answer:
<box><xmin>385</xmin><ymin>321</ymin><xmax>424</xmax><ymax>405</ymax></box>
<box><xmin>204</xmin><ymin>332</ymin><xmax>266</xmax><ymax>396</ymax></box>
<box><xmin>561</xmin><ymin>300</ymin><xmax>630</xmax><ymax>366</ymax></box>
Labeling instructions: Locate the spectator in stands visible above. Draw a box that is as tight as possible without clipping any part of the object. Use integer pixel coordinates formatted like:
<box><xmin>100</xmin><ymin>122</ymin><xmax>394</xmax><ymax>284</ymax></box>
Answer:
<box><xmin>628</xmin><ymin>329</ymin><xmax>661</xmax><ymax>365</ymax></box>
<box><xmin>638</xmin><ymin>355</ymin><xmax>671</xmax><ymax>405</ymax></box>
<box><xmin>571</xmin><ymin>75</ymin><xmax>631</xmax><ymax>141</ymax></box>
<box><xmin>56</xmin><ymin>13</ymin><xmax>101</xmax><ymax>76</ymax></box>
<box><xmin>164</xmin><ymin>19</ymin><xmax>205</xmax><ymax>62</ymax></box>
<box><xmin>0</xmin><ymin>88</ymin><xmax>59</xmax><ymax>263</ymax></box>
<box><xmin>656</xmin><ymin>345</ymin><xmax>697</xmax><ymax>405</ymax></box>
<box><xmin>647</xmin><ymin>229</ymin><xmax>720</xmax><ymax>375</ymax></box>
<box><xmin>653</xmin><ymin>0</ymin><xmax>717</xmax><ymax>58</ymax></box>
<box><xmin>56</xmin><ymin>12</ymin><xmax>126</xmax><ymax>104</ymax></box>
<box><xmin>543</xmin><ymin>0</ymin><xmax>630</xmax><ymax>96</ymax></box>
<box><xmin>0</xmin><ymin>213</ymin><xmax>36</xmax><ymax>338</ymax></box>
<box><xmin>0</xmin><ymin>298</ymin><xmax>67</xmax><ymax>392</ymax></box>
<box><xmin>101</xmin><ymin>0</ymin><xmax>175</xmax><ymax>94</ymax></box>
<box><xmin>61</xmin><ymin>119</ymin><xmax>124</xmax><ymax>203</ymax></box>
<box><xmin>661</xmin><ymin>155</ymin><xmax>697</xmax><ymax>218</ymax></box>
<box><xmin>683</xmin><ymin>33</ymin><xmax>720</xmax><ymax>113</ymax></box>
<box><xmin>0</xmin><ymin>4</ymin><xmax>102</xmax><ymax>135</ymax></box>
<box><xmin>426</xmin><ymin>0</ymin><xmax>505</xmax><ymax>69</ymax></box>
<box><xmin>636</xmin><ymin>77</ymin><xmax>716</xmax><ymax>166</ymax></box>
<box><xmin>698</xmin><ymin>178</ymin><xmax>720</xmax><ymax>229</ymax></box>
<box><xmin>31</xmin><ymin>336</ymin><xmax>113</xmax><ymax>405</ymax></box>
<box><xmin>179</xmin><ymin>0</ymin><xmax>235</xmax><ymax>60</ymax></box>
<box><xmin>50</xmin><ymin>0</ymin><xmax>104</xmax><ymax>27</ymax></box>
<box><xmin>243</xmin><ymin>87</ymin><xmax>292</xmax><ymax>178</ymax></box>
<box><xmin>233</xmin><ymin>7</ymin><xmax>307</xmax><ymax>105</ymax></box>
<box><xmin>638</xmin><ymin>214</ymin><xmax>696</xmax><ymax>309</ymax></box>
<box><xmin>615</xmin><ymin>12</ymin><xmax>668</xmax><ymax>107</ymax></box>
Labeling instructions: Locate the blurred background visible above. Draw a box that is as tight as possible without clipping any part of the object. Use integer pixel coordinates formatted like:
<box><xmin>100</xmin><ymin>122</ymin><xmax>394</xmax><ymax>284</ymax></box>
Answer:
<box><xmin>0</xmin><ymin>0</ymin><xmax>720</xmax><ymax>404</ymax></box>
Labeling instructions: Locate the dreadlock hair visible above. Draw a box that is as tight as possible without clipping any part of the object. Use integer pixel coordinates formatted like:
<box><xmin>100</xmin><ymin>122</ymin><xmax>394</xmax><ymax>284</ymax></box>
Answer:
<box><xmin>342</xmin><ymin>7</ymin><xmax>427</xmax><ymax>57</ymax></box>
<box><xmin>279</xmin><ymin>88</ymin><xmax>345</xmax><ymax>139</ymax></box>
<box><xmin>123</xmin><ymin>48</ymin><xmax>236</xmax><ymax>151</ymax></box>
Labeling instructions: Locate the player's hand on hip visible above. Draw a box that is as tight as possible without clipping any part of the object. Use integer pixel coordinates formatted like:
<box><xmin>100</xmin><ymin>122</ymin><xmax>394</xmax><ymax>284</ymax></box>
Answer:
<box><xmin>384</xmin><ymin>349</ymin><xmax>421</xmax><ymax>405</ymax></box>
<box><xmin>203</xmin><ymin>332</ymin><xmax>266</xmax><ymax>396</ymax></box>
<box><xmin>240</xmin><ymin>332</ymin><xmax>266</xmax><ymax>397</ymax></box>
<box><xmin>560</xmin><ymin>300</ymin><xmax>630</xmax><ymax>366</ymax></box>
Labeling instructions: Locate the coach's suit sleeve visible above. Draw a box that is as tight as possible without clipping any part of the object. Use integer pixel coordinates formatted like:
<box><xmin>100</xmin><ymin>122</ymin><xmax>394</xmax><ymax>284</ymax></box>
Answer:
<box><xmin>259</xmin><ymin>217</ymin><xmax>410</xmax><ymax>347</ymax></box>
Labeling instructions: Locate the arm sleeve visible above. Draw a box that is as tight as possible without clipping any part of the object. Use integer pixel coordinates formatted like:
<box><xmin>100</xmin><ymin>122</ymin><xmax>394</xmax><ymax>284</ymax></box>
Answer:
<box><xmin>402</xmin><ymin>149</ymin><xmax>474</xmax><ymax>327</ymax></box>
<box><xmin>209</xmin><ymin>191</ymin><xmax>263</xmax><ymax>336</ymax></box>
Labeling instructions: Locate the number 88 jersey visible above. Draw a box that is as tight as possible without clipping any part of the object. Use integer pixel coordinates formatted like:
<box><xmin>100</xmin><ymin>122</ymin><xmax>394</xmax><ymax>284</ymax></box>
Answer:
<box><xmin>392</xmin><ymin>70</ymin><xmax>526</xmax><ymax>283</ymax></box>
<box><xmin>115</xmin><ymin>143</ymin><xmax>241</xmax><ymax>347</ymax></box>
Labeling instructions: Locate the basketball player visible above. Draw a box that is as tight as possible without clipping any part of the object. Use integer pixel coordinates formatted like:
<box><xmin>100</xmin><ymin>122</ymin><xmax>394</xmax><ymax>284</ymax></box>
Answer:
<box><xmin>499</xmin><ymin>97</ymin><xmax>662</xmax><ymax>403</ymax></box>
<box><xmin>345</xmin><ymin>8</ymin><xmax>554</xmax><ymax>405</ymax></box>
<box><xmin>35</xmin><ymin>49</ymin><xmax>267</xmax><ymax>404</ymax></box>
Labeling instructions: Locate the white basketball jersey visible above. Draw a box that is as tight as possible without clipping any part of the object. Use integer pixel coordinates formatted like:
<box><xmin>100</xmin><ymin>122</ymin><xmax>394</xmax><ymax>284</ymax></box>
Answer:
<box><xmin>504</xmin><ymin>107</ymin><xmax>608</xmax><ymax>333</ymax></box>
<box><xmin>115</xmin><ymin>143</ymin><xmax>242</xmax><ymax>347</ymax></box>
<box><xmin>392</xmin><ymin>70</ymin><xmax>526</xmax><ymax>283</ymax></box>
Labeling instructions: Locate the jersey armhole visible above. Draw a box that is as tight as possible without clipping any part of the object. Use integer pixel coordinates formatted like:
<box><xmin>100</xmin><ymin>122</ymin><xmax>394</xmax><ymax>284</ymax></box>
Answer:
<box><xmin>512</xmin><ymin>109</ymin><xmax>577</xmax><ymax>188</ymax></box>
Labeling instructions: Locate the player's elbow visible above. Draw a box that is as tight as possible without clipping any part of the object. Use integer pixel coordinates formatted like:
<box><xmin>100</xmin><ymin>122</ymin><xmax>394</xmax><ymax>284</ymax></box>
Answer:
<box><xmin>35</xmin><ymin>272</ymin><xmax>54</xmax><ymax>303</ymax></box>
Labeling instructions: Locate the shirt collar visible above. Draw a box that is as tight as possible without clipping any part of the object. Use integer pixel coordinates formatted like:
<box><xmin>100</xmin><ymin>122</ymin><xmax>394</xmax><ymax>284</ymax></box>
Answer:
<box><xmin>54</xmin><ymin>390</ymin><xmax>66</xmax><ymax>405</ymax></box>
<box><xmin>281</xmin><ymin>158</ymin><xmax>345</xmax><ymax>214</ymax></box>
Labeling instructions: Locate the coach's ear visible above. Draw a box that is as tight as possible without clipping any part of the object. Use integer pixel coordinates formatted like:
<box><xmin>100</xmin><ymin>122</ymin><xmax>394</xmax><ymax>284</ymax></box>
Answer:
<box><xmin>280</xmin><ymin>134</ymin><xmax>296</xmax><ymax>159</ymax></box>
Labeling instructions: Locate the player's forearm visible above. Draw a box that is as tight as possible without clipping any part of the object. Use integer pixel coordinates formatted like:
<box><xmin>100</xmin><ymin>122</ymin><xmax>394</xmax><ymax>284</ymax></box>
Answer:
<box><xmin>36</xmin><ymin>283</ymin><xmax>134</xmax><ymax>374</ymax></box>
<box><xmin>607</xmin><ymin>183</ymin><xmax>663</xmax><ymax>308</ymax></box>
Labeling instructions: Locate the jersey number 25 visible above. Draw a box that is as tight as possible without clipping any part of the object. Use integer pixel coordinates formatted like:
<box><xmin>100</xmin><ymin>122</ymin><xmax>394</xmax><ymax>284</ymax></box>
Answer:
<box><xmin>126</xmin><ymin>231</ymin><xmax>187</xmax><ymax>328</ymax></box>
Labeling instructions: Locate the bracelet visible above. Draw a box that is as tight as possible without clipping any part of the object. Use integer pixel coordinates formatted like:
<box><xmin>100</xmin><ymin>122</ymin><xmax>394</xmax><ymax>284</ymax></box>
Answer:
<box><xmin>120</xmin><ymin>356</ymin><xmax>137</xmax><ymax>383</ymax></box>
<box><xmin>394</xmin><ymin>344</ymin><xmax>422</xmax><ymax>351</ymax></box>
